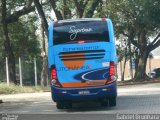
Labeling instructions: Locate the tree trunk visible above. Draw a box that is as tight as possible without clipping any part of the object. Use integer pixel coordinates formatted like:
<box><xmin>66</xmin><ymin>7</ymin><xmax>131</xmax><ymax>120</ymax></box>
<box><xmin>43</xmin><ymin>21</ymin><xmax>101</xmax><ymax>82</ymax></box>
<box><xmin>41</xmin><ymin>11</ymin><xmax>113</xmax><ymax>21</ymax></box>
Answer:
<box><xmin>41</xmin><ymin>55</ymin><xmax>48</xmax><ymax>87</ymax></box>
<box><xmin>40</xmin><ymin>22</ymin><xmax>48</xmax><ymax>87</ymax></box>
<box><xmin>134</xmin><ymin>51</ymin><xmax>149</xmax><ymax>81</ymax></box>
<box><xmin>73</xmin><ymin>0</ymin><xmax>87</xmax><ymax>18</ymax></box>
<box><xmin>1</xmin><ymin>0</ymin><xmax>35</xmax><ymax>85</ymax></box>
<box><xmin>2</xmin><ymin>0</ymin><xmax>17</xmax><ymax>84</ymax></box>
<box><xmin>2</xmin><ymin>23</ymin><xmax>17</xmax><ymax>84</ymax></box>
<box><xmin>134</xmin><ymin>49</ymin><xmax>140</xmax><ymax>72</ymax></box>
<box><xmin>121</xmin><ymin>56</ymin><xmax>127</xmax><ymax>81</ymax></box>
<box><xmin>49</xmin><ymin>0</ymin><xmax>63</xmax><ymax>20</ymax></box>
<box><xmin>34</xmin><ymin>0</ymin><xmax>48</xmax><ymax>35</ymax></box>
<box><xmin>83</xmin><ymin>0</ymin><xmax>100</xmax><ymax>18</ymax></box>
<box><xmin>34</xmin><ymin>0</ymin><xmax>49</xmax><ymax>86</ymax></box>
<box><xmin>62</xmin><ymin>0</ymin><xmax>71</xmax><ymax>19</ymax></box>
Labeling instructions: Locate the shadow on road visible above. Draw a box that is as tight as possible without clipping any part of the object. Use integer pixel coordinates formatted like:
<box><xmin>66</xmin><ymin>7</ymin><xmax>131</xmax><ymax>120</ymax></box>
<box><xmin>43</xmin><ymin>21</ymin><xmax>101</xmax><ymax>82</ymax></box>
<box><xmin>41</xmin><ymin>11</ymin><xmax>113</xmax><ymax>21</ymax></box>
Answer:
<box><xmin>58</xmin><ymin>94</ymin><xmax>160</xmax><ymax>113</ymax></box>
<box><xmin>1</xmin><ymin>93</ymin><xmax>160</xmax><ymax>114</ymax></box>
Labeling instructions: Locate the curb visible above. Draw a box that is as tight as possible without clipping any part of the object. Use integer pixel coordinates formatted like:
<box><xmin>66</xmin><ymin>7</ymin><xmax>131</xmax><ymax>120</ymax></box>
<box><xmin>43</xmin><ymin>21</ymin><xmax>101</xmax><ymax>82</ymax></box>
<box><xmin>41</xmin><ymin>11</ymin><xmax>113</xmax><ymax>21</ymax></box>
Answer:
<box><xmin>117</xmin><ymin>79</ymin><xmax>160</xmax><ymax>86</ymax></box>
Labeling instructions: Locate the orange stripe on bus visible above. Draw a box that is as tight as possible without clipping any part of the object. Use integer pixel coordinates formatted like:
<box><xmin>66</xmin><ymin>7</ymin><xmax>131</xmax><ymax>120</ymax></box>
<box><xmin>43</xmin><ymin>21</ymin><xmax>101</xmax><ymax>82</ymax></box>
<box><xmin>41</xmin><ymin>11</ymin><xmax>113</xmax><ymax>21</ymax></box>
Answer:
<box><xmin>62</xmin><ymin>53</ymin><xmax>85</xmax><ymax>70</ymax></box>
<box><xmin>61</xmin><ymin>80</ymin><xmax>106</xmax><ymax>88</ymax></box>
<box><xmin>63</xmin><ymin>60</ymin><xmax>85</xmax><ymax>70</ymax></box>
<box><xmin>62</xmin><ymin>53</ymin><xmax>84</xmax><ymax>56</ymax></box>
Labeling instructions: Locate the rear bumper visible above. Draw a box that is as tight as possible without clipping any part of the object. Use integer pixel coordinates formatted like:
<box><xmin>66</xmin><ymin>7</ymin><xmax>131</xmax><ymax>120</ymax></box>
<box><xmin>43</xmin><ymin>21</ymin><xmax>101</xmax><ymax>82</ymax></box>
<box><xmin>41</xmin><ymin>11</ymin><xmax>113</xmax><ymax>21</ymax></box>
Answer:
<box><xmin>51</xmin><ymin>82</ymin><xmax>117</xmax><ymax>102</ymax></box>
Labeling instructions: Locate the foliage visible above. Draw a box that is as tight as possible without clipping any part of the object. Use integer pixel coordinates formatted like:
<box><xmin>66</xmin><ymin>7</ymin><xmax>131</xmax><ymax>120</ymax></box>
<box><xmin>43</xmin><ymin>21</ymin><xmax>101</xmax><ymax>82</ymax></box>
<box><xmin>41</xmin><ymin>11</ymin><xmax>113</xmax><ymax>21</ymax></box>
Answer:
<box><xmin>1</xmin><ymin>0</ymin><xmax>160</xmax><ymax>83</ymax></box>
<box><xmin>8</xmin><ymin>16</ymin><xmax>40</xmax><ymax>58</ymax></box>
<box><xmin>1</xmin><ymin>0</ymin><xmax>35</xmax><ymax>84</ymax></box>
<box><xmin>106</xmin><ymin>0</ymin><xmax>160</xmax><ymax>80</ymax></box>
<box><xmin>116</xmin><ymin>44</ymin><xmax>127</xmax><ymax>62</ymax></box>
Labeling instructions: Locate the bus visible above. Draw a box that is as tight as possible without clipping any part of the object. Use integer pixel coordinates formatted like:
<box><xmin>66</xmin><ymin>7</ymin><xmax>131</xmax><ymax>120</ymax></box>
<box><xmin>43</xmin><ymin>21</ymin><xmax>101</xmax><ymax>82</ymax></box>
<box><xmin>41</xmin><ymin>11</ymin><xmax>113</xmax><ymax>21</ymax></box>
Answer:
<box><xmin>48</xmin><ymin>18</ymin><xmax>117</xmax><ymax>109</ymax></box>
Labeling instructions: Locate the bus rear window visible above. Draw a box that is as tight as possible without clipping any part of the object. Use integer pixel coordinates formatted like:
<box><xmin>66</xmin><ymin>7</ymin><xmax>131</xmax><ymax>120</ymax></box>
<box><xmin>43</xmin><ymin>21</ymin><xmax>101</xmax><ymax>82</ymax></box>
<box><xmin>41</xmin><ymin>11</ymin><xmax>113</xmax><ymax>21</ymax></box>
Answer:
<box><xmin>53</xmin><ymin>21</ymin><xmax>109</xmax><ymax>45</ymax></box>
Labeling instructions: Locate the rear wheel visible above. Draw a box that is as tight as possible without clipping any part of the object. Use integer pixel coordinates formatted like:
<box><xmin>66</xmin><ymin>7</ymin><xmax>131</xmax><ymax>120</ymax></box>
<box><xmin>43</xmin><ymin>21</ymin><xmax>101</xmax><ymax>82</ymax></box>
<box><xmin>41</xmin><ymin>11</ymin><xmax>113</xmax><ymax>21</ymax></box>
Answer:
<box><xmin>56</xmin><ymin>101</ymin><xmax>64</xmax><ymax>109</ymax></box>
<box><xmin>56</xmin><ymin>101</ymin><xmax>72</xmax><ymax>109</ymax></box>
<box><xmin>65</xmin><ymin>102</ymin><xmax>72</xmax><ymax>109</ymax></box>
<box><xmin>108</xmin><ymin>97</ymin><xmax>116</xmax><ymax>107</ymax></box>
<box><xmin>100</xmin><ymin>98</ymin><xmax>108</xmax><ymax>107</ymax></box>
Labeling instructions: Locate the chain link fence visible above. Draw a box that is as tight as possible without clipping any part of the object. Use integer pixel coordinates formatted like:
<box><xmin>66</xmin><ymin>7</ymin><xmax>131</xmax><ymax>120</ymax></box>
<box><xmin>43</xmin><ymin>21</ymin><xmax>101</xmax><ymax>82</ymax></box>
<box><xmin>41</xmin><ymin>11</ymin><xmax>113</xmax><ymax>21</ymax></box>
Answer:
<box><xmin>0</xmin><ymin>57</ymin><xmax>43</xmax><ymax>86</ymax></box>
<box><xmin>1</xmin><ymin>57</ymin><xmax>160</xmax><ymax>86</ymax></box>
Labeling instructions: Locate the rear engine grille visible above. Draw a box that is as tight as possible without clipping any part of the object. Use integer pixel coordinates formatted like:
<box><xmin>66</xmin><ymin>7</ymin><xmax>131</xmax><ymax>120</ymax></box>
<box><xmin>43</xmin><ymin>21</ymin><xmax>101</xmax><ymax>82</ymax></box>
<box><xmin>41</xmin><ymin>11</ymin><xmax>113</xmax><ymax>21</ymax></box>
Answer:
<box><xmin>59</xmin><ymin>50</ymin><xmax>105</xmax><ymax>61</ymax></box>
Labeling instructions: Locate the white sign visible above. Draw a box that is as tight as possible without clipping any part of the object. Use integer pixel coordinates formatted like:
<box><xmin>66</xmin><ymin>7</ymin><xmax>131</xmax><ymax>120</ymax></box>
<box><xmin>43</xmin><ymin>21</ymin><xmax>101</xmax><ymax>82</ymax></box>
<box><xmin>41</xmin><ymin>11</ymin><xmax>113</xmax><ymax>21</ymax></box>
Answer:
<box><xmin>102</xmin><ymin>62</ymin><xmax>109</xmax><ymax>67</ymax></box>
<box><xmin>69</xmin><ymin>26</ymin><xmax>93</xmax><ymax>40</ymax></box>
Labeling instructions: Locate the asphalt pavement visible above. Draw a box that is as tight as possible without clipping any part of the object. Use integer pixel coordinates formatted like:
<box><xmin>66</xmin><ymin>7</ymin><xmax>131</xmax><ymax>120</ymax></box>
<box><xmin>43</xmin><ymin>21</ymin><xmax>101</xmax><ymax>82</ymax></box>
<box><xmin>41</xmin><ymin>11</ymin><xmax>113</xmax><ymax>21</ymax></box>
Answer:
<box><xmin>1</xmin><ymin>83</ymin><xmax>160</xmax><ymax>120</ymax></box>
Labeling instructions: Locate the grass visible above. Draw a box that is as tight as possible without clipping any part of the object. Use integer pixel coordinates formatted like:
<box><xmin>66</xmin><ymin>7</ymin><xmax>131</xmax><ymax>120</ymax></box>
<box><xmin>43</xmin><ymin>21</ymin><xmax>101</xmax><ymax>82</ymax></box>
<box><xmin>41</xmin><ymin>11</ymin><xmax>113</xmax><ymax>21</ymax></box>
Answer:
<box><xmin>1</xmin><ymin>79</ymin><xmax>160</xmax><ymax>94</ymax></box>
<box><xmin>117</xmin><ymin>78</ymin><xmax>160</xmax><ymax>86</ymax></box>
<box><xmin>0</xmin><ymin>83</ymin><xmax>50</xmax><ymax>94</ymax></box>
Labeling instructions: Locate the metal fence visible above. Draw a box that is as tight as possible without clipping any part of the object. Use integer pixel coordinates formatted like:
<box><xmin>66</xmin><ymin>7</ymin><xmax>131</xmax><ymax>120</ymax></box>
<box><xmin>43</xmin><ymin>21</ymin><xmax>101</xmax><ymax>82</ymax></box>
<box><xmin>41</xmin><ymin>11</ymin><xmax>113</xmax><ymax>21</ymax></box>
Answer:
<box><xmin>1</xmin><ymin>57</ymin><xmax>159</xmax><ymax>86</ymax></box>
<box><xmin>0</xmin><ymin>57</ymin><xmax>42</xmax><ymax>86</ymax></box>
<box><xmin>0</xmin><ymin>57</ymin><xmax>131</xmax><ymax>85</ymax></box>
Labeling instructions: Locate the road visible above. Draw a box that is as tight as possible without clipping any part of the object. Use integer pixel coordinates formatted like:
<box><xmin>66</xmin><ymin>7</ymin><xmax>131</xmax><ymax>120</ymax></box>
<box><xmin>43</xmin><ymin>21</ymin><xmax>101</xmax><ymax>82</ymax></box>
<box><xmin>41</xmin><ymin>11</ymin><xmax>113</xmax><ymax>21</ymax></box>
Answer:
<box><xmin>1</xmin><ymin>83</ymin><xmax>160</xmax><ymax>120</ymax></box>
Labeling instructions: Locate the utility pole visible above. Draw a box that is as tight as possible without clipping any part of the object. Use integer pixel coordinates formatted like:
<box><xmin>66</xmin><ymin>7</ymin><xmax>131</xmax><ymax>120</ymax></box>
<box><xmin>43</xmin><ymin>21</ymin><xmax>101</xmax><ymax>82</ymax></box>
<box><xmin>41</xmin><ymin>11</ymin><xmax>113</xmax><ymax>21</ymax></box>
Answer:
<box><xmin>6</xmin><ymin>57</ymin><xmax>9</xmax><ymax>86</ymax></box>
<box><xmin>34</xmin><ymin>58</ymin><xmax>38</xmax><ymax>86</ymax></box>
<box><xmin>19</xmin><ymin>57</ymin><xmax>23</xmax><ymax>87</ymax></box>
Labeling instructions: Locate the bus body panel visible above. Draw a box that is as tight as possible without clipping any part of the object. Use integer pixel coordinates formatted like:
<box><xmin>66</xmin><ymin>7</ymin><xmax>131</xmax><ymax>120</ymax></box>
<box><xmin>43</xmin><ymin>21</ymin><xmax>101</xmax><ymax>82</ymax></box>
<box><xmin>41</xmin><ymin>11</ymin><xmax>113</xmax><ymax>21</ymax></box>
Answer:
<box><xmin>106</xmin><ymin>19</ymin><xmax>117</xmax><ymax>63</ymax></box>
<box><xmin>51</xmin><ymin>82</ymin><xmax>117</xmax><ymax>101</ymax></box>
<box><xmin>48</xmin><ymin>18</ymin><xmax>117</xmax><ymax>103</ymax></box>
<box><xmin>48</xmin><ymin>21</ymin><xmax>54</xmax><ymax>67</ymax></box>
<box><xmin>53</xmin><ymin>42</ymin><xmax>113</xmax><ymax>88</ymax></box>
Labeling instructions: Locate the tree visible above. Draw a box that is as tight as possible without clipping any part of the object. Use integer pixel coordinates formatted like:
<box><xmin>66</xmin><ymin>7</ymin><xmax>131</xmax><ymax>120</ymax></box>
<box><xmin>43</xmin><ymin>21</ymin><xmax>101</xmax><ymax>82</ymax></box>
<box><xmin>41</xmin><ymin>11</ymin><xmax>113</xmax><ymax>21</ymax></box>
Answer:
<box><xmin>49</xmin><ymin>0</ymin><xmax>63</xmax><ymax>20</ymax></box>
<box><xmin>33</xmin><ymin>0</ymin><xmax>102</xmax><ymax>86</ymax></box>
<box><xmin>116</xmin><ymin>43</ymin><xmax>128</xmax><ymax>81</ymax></box>
<box><xmin>9</xmin><ymin>17</ymin><xmax>40</xmax><ymax>58</ymax></box>
<box><xmin>0</xmin><ymin>0</ymin><xmax>106</xmax><ymax>85</ymax></box>
<box><xmin>73</xmin><ymin>0</ymin><xmax>102</xmax><ymax>18</ymax></box>
<box><xmin>106</xmin><ymin>0</ymin><xmax>160</xmax><ymax>81</ymax></box>
<box><xmin>49</xmin><ymin>0</ymin><xmax>102</xmax><ymax>19</ymax></box>
<box><xmin>33</xmin><ymin>0</ymin><xmax>49</xmax><ymax>86</ymax></box>
<box><xmin>1</xmin><ymin>0</ymin><xmax>35</xmax><ymax>84</ymax></box>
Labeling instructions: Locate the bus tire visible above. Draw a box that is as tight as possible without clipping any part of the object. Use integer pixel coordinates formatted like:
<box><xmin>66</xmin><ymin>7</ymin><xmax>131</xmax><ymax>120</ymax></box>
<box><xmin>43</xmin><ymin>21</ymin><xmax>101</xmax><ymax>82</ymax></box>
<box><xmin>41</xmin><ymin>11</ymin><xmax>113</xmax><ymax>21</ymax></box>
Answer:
<box><xmin>56</xmin><ymin>101</ymin><xmax>72</xmax><ymax>109</ymax></box>
<box><xmin>100</xmin><ymin>99</ymin><xmax>108</xmax><ymax>107</ymax></box>
<box><xmin>56</xmin><ymin>101</ymin><xmax>64</xmax><ymax>109</ymax></box>
<box><xmin>65</xmin><ymin>102</ymin><xmax>72</xmax><ymax>109</ymax></box>
<box><xmin>108</xmin><ymin>97</ymin><xmax>116</xmax><ymax>107</ymax></box>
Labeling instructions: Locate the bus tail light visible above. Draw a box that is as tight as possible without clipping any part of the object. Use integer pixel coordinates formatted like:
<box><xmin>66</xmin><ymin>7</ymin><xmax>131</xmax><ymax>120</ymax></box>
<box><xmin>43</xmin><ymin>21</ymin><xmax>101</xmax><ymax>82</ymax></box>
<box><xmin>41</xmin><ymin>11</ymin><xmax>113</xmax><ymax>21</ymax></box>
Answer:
<box><xmin>102</xmin><ymin>18</ymin><xmax>106</xmax><ymax>22</ymax></box>
<box><xmin>106</xmin><ymin>61</ymin><xmax>117</xmax><ymax>84</ymax></box>
<box><xmin>51</xmin><ymin>67</ymin><xmax>61</xmax><ymax>87</ymax></box>
<box><xmin>78</xmin><ymin>40</ymin><xmax>85</xmax><ymax>44</ymax></box>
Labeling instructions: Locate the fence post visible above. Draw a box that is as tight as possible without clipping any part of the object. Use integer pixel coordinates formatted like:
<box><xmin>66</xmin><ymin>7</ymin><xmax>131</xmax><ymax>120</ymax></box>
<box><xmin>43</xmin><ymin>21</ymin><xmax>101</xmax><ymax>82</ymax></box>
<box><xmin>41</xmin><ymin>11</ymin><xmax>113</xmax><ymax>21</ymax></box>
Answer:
<box><xmin>6</xmin><ymin>57</ymin><xmax>9</xmax><ymax>86</ymax></box>
<box><xmin>149</xmin><ymin>57</ymin><xmax>151</xmax><ymax>78</ymax></box>
<box><xmin>34</xmin><ymin>58</ymin><xmax>38</xmax><ymax>86</ymax></box>
<box><xmin>19</xmin><ymin>57</ymin><xmax>23</xmax><ymax>87</ymax></box>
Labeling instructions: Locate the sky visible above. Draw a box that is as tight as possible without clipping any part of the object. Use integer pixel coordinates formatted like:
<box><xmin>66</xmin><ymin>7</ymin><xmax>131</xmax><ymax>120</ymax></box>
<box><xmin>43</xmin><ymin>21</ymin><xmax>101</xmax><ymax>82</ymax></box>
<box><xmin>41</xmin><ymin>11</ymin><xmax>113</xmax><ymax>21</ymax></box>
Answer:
<box><xmin>50</xmin><ymin>10</ymin><xmax>57</xmax><ymax>20</ymax></box>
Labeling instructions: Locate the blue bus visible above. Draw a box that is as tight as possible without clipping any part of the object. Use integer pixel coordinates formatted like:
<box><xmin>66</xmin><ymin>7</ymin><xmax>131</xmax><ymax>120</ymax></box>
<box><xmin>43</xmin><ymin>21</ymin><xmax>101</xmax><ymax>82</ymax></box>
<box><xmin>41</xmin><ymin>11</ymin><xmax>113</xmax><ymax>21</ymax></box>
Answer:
<box><xmin>48</xmin><ymin>18</ymin><xmax>117</xmax><ymax>109</ymax></box>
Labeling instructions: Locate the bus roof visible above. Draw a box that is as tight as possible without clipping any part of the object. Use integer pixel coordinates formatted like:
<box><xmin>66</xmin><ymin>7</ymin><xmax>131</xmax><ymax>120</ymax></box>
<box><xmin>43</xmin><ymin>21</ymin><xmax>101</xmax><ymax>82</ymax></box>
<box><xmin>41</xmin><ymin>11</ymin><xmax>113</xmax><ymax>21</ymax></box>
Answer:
<box><xmin>56</xmin><ymin>18</ymin><xmax>108</xmax><ymax>24</ymax></box>
<box><xmin>53</xmin><ymin>18</ymin><xmax>110</xmax><ymax>44</ymax></box>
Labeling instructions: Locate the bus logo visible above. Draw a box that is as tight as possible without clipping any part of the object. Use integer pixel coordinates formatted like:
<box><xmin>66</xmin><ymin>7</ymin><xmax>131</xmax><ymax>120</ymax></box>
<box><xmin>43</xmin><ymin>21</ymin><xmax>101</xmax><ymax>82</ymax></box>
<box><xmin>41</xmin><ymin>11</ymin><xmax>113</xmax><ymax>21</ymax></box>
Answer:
<box><xmin>69</xmin><ymin>26</ymin><xmax>93</xmax><ymax>40</ymax></box>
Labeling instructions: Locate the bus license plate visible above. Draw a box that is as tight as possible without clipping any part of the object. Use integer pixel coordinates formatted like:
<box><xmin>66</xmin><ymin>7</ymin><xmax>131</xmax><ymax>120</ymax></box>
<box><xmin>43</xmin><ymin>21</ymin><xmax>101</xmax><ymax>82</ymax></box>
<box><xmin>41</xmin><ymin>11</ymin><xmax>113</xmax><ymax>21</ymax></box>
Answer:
<box><xmin>79</xmin><ymin>90</ymin><xmax>90</xmax><ymax>94</ymax></box>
